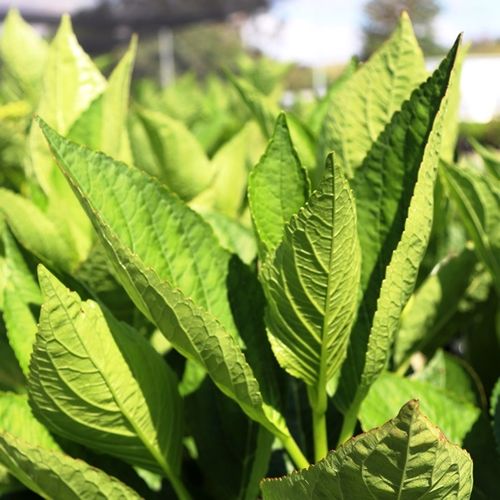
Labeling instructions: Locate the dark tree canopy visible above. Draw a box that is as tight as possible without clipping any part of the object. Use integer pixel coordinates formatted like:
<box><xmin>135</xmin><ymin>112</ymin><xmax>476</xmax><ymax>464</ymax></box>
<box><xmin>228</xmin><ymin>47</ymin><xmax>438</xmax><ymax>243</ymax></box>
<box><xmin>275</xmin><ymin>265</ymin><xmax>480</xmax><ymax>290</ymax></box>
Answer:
<box><xmin>361</xmin><ymin>0</ymin><xmax>443</xmax><ymax>58</ymax></box>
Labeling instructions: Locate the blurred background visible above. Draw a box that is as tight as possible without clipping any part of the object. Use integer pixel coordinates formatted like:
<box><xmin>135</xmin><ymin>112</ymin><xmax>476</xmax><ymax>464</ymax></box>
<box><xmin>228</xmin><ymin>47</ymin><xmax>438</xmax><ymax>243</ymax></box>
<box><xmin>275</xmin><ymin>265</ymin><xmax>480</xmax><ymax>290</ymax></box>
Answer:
<box><xmin>1</xmin><ymin>0</ymin><xmax>499</xmax><ymax>142</ymax></box>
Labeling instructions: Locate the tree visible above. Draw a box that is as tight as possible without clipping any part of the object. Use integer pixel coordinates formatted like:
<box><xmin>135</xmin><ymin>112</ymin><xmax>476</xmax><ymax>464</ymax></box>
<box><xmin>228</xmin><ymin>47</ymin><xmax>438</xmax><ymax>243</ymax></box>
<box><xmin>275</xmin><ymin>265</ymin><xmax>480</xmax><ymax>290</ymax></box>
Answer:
<box><xmin>361</xmin><ymin>0</ymin><xmax>443</xmax><ymax>58</ymax></box>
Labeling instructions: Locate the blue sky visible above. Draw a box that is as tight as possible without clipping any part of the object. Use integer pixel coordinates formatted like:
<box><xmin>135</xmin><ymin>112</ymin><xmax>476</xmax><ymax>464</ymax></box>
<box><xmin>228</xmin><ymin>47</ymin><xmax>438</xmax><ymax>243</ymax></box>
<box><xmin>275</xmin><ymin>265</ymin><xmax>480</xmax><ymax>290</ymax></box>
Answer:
<box><xmin>3</xmin><ymin>0</ymin><xmax>500</xmax><ymax>65</ymax></box>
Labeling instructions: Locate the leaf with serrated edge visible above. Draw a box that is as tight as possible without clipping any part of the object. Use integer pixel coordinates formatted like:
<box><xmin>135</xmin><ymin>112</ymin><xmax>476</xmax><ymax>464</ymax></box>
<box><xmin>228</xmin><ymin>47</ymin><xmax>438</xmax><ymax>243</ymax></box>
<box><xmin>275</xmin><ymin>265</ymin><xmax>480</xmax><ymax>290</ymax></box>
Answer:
<box><xmin>0</xmin><ymin>433</ymin><xmax>141</xmax><ymax>500</ymax></box>
<box><xmin>37</xmin><ymin>121</ymin><xmax>292</xmax><ymax>444</ymax></box>
<box><xmin>318</xmin><ymin>12</ymin><xmax>426</xmax><ymax>177</ymax></box>
<box><xmin>262</xmin><ymin>400</ymin><xmax>472</xmax><ymax>500</ymax></box>
<box><xmin>335</xmin><ymin>37</ymin><xmax>462</xmax><ymax>416</ymax></box>
<box><xmin>249</xmin><ymin>112</ymin><xmax>310</xmax><ymax>259</ymax></box>
<box><xmin>261</xmin><ymin>154</ymin><xmax>360</xmax><ymax>391</ymax></box>
<box><xmin>29</xmin><ymin>267</ymin><xmax>184</xmax><ymax>490</ymax></box>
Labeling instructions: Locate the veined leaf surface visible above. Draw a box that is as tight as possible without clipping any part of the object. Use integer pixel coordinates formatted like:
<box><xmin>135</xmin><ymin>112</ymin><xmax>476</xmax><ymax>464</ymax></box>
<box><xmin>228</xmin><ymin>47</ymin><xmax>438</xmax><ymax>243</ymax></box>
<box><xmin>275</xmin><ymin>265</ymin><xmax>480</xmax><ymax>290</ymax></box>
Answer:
<box><xmin>318</xmin><ymin>12</ymin><xmax>426</xmax><ymax>176</ymax></box>
<box><xmin>249</xmin><ymin>112</ymin><xmax>310</xmax><ymax>259</ymax></box>
<box><xmin>335</xmin><ymin>37</ymin><xmax>462</xmax><ymax>415</ymax></box>
<box><xmin>0</xmin><ymin>433</ymin><xmax>140</xmax><ymax>500</ymax></box>
<box><xmin>261</xmin><ymin>400</ymin><xmax>472</xmax><ymax>500</ymax></box>
<box><xmin>261</xmin><ymin>155</ymin><xmax>360</xmax><ymax>389</ymax></box>
<box><xmin>38</xmin><ymin>121</ymin><xmax>294</xmax><ymax>446</ymax></box>
<box><xmin>29</xmin><ymin>267</ymin><xmax>184</xmax><ymax>486</ymax></box>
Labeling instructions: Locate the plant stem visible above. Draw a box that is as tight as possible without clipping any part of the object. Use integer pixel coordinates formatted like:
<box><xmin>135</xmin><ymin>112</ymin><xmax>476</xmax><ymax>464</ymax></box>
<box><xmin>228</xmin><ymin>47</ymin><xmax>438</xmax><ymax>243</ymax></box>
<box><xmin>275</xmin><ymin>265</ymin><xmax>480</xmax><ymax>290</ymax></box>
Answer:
<box><xmin>168</xmin><ymin>473</ymin><xmax>192</xmax><ymax>500</ymax></box>
<box><xmin>312</xmin><ymin>409</ymin><xmax>328</xmax><ymax>462</ymax></box>
<box><xmin>281</xmin><ymin>435</ymin><xmax>310</xmax><ymax>469</ymax></box>
<box><xmin>337</xmin><ymin>403</ymin><xmax>359</xmax><ymax>447</ymax></box>
<box><xmin>307</xmin><ymin>385</ymin><xmax>328</xmax><ymax>462</ymax></box>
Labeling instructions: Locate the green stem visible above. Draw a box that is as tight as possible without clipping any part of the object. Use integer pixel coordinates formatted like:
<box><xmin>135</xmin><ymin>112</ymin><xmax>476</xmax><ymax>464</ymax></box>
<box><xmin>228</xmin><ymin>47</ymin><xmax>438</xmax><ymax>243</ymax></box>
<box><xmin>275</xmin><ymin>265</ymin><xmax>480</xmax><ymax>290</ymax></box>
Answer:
<box><xmin>281</xmin><ymin>435</ymin><xmax>309</xmax><ymax>470</ymax></box>
<box><xmin>168</xmin><ymin>473</ymin><xmax>192</xmax><ymax>500</ymax></box>
<box><xmin>337</xmin><ymin>403</ymin><xmax>359</xmax><ymax>447</ymax></box>
<box><xmin>307</xmin><ymin>385</ymin><xmax>328</xmax><ymax>462</ymax></box>
<box><xmin>312</xmin><ymin>409</ymin><xmax>328</xmax><ymax>462</ymax></box>
<box><xmin>395</xmin><ymin>357</ymin><xmax>411</xmax><ymax>376</ymax></box>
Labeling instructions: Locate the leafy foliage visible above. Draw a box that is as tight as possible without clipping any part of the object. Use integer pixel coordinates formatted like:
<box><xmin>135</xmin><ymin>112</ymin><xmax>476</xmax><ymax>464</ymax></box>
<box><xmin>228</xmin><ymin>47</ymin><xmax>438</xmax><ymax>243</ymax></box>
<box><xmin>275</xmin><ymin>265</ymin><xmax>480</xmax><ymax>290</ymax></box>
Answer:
<box><xmin>0</xmin><ymin>10</ymin><xmax>497</xmax><ymax>499</ymax></box>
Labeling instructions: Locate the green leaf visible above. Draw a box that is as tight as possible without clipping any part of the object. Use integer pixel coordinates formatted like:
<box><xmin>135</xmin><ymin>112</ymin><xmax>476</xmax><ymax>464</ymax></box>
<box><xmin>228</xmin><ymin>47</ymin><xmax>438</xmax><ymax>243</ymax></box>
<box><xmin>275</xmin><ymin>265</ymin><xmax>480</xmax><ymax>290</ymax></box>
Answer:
<box><xmin>334</xmin><ymin>37</ymin><xmax>462</xmax><ymax>416</ymax></box>
<box><xmin>359</xmin><ymin>372</ymin><xmax>480</xmax><ymax>445</ymax></box>
<box><xmin>30</xmin><ymin>14</ymin><xmax>105</xmax><ymax>193</ymax></box>
<box><xmin>468</xmin><ymin>137</ymin><xmax>500</xmax><ymax>181</ymax></box>
<box><xmin>318</xmin><ymin>13</ymin><xmax>426</xmax><ymax>177</ymax></box>
<box><xmin>1</xmin><ymin>226</ymin><xmax>41</xmax><ymax>307</ymax></box>
<box><xmin>262</xmin><ymin>400</ymin><xmax>472</xmax><ymax>500</ymax></box>
<box><xmin>441</xmin><ymin>163</ymin><xmax>500</xmax><ymax>294</ymax></box>
<box><xmin>38</xmin><ymin>119</ymin><xmax>296</xmax><ymax>451</ymax></box>
<box><xmin>0</xmin><ymin>392</ymin><xmax>58</xmax><ymax>450</ymax></box>
<box><xmin>135</xmin><ymin>108</ymin><xmax>215</xmax><ymax>200</ymax></box>
<box><xmin>100</xmin><ymin>37</ymin><xmax>136</xmax><ymax>160</ymax></box>
<box><xmin>491</xmin><ymin>378</ymin><xmax>500</xmax><ymax>454</ymax></box>
<box><xmin>191</xmin><ymin>122</ymin><xmax>262</xmax><ymax>218</ymax></box>
<box><xmin>0</xmin><ymin>433</ymin><xmax>141</xmax><ymax>500</ymax></box>
<box><xmin>69</xmin><ymin>36</ymin><xmax>137</xmax><ymax>163</ymax></box>
<box><xmin>249</xmin><ymin>113</ymin><xmax>310</xmax><ymax>258</ymax></box>
<box><xmin>0</xmin><ymin>9</ymin><xmax>47</xmax><ymax>104</ymax></box>
<box><xmin>228</xmin><ymin>74</ymin><xmax>316</xmax><ymax>172</ymax></box>
<box><xmin>413</xmin><ymin>350</ymin><xmax>483</xmax><ymax>407</ymax></box>
<box><xmin>0</xmin><ymin>190</ymin><xmax>78</xmax><ymax>272</ymax></box>
<box><xmin>39</xmin><ymin>118</ymin><xmax>237</xmax><ymax>336</ymax></box>
<box><xmin>261</xmin><ymin>154</ymin><xmax>360</xmax><ymax>390</ymax></box>
<box><xmin>201</xmin><ymin>212</ymin><xmax>257</xmax><ymax>265</ymax></box>
<box><xmin>394</xmin><ymin>247</ymin><xmax>476</xmax><ymax>367</ymax></box>
<box><xmin>29</xmin><ymin>267</ymin><xmax>185</xmax><ymax>490</ymax></box>
<box><xmin>1</xmin><ymin>228</ymin><xmax>41</xmax><ymax>375</ymax></box>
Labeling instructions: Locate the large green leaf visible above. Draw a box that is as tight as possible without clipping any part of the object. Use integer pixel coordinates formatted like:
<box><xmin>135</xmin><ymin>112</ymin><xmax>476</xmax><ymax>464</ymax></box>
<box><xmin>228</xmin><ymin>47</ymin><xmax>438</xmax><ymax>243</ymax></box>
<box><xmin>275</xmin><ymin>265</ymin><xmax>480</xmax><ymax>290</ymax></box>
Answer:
<box><xmin>394</xmin><ymin>247</ymin><xmax>476</xmax><ymax>367</ymax></box>
<box><xmin>334</xmin><ymin>38</ymin><xmax>462</xmax><ymax>416</ymax></box>
<box><xmin>318</xmin><ymin>13</ymin><xmax>426</xmax><ymax>177</ymax></box>
<box><xmin>29</xmin><ymin>267</ymin><xmax>185</xmax><ymax>491</ymax></box>
<box><xmin>135</xmin><ymin>108</ymin><xmax>215</xmax><ymax>200</ymax></box>
<box><xmin>0</xmin><ymin>9</ymin><xmax>47</xmax><ymax>104</ymax></box>
<box><xmin>37</xmin><ymin>121</ymin><xmax>296</xmax><ymax>454</ymax></box>
<box><xmin>0</xmin><ymin>433</ymin><xmax>141</xmax><ymax>500</ymax></box>
<box><xmin>441</xmin><ymin>163</ymin><xmax>500</xmax><ymax>293</ymax></box>
<box><xmin>359</xmin><ymin>372</ymin><xmax>480</xmax><ymax>445</ymax></box>
<box><xmin>262</xmin><ymin>400</ymin><xmax>472</xmax><ymax>499</ymax></box>
<box><xmin>39</xmin><ymin>118</ymin><xmax>236</xmax><ymax>336</ymax></box>
<box><xmin>261</xmin><ymin>155</ymin><xmax>360</xmax><ymax>391</ymax></box>
<box><xmin>249</xmin><ymin>112</ymin><xmax>310</xmax><ymax>258</ymax></box>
